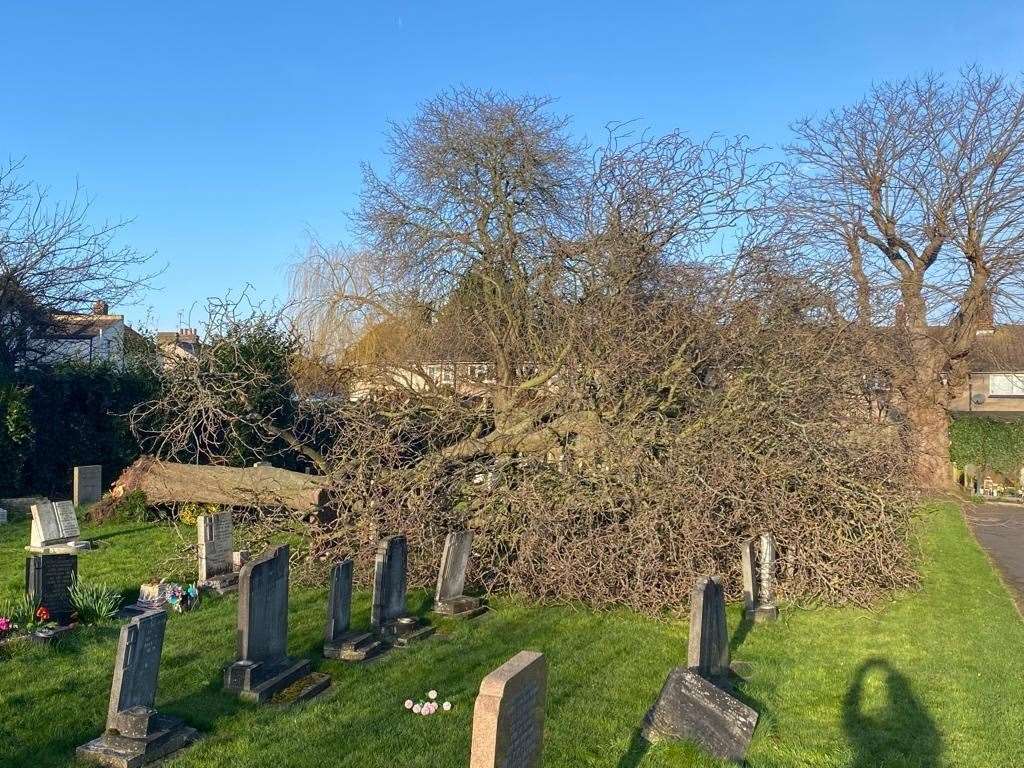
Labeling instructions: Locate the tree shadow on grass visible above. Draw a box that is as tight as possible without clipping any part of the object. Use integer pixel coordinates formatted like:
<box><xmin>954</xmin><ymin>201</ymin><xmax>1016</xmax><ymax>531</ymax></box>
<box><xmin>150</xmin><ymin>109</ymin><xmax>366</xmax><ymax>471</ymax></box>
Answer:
<box><xmin>615</xmin><ymin>727</ymin><xmax>651</xmax><ymax>768</ymax></box>
<box><xmin>842</xmin><ymin>658</ymin><xmax>941</xmax><ymax>768</ymax></box>
<box><xmin>87</xmin><ymin>525</ymin><xmax>152</xmax><ymax>542</ymax></box>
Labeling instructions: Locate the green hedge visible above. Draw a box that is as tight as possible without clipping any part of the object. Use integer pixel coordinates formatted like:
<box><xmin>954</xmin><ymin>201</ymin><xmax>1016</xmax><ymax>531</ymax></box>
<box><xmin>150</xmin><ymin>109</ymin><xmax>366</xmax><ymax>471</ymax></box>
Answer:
<box><xmin>950</xmin><ymin>415</ymin><xmax>1024</xmax><ymax>478</ymax></box>
<box><xmin>0</xmin><ymin>362</ymin><xmax>159</xmax><ymax>498</ymax></box>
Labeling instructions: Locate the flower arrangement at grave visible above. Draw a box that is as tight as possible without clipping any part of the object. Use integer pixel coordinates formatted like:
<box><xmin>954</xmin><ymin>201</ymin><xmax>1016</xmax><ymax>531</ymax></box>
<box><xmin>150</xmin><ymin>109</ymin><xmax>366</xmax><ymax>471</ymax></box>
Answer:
<box><xmin>403</xmin><ymin>689</ymin><xmax>453</xmax><ymax>716</ymax></box>
<box><xmin>0</xmin><ymin>614</ymin><xmax>15</xmax><ymax>639</ymax></box>
<box><xmin>165</xmin><ymin>583</ymin><xmax>200</xmax><ymax>613</ymax></box>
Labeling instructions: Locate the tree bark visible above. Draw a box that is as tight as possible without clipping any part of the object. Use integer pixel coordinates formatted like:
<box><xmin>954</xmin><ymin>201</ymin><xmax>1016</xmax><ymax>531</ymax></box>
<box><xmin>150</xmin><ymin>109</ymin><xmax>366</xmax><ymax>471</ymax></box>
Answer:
<box><xmin>903</xmin><ymin>390</ymin><xmax>953</xmax><ymax>489</ymax></box>
<box><xmin>108</xmin><ymin>457</ymin><xmax>330</xmax><ymax>513</ymax></box>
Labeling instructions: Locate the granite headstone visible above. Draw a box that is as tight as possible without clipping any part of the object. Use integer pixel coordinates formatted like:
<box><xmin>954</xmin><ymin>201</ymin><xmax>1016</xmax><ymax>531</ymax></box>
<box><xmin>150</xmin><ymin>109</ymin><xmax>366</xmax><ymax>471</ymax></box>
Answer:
<box><xmin>323</xmin><ymin>559</ymin><xmax>384</xmax><ymax>661</ymax></box>
<box><xmin>470</xmin><ymin>650</ymin><xmax>548</xmax><ymax>768</ymax></box>
<box><xmin>688</xmin><ymin>576</ymin><xmax>729</xmax><ymax>683</ymax></box>
<box><xmin>433</xmin><ymin>530</ymin><xmax>484</xmax><ymax>617</ymax></box>
<box><xmin>74</xmin><ymin>465</ymin><xmax>103</xmax><ymax>507</ymax></box>
<box><xmin>77</xmin><ymin>610</ymin><xmax>199</xmax><ymax>767</ymax></box>
<box><xmin>197</xmin><ymin>511</ymin><xmax>237</xmax><ymax>593</ymax></box>
<box><xmin>370</xmin><ymin>535</ymin><xmax>434</xmax><ymax>646</ymax></box>
<box><xmin>25</xmin><ymin>553</ymin><xmax>78</xmax><ymax>625</ymax></box>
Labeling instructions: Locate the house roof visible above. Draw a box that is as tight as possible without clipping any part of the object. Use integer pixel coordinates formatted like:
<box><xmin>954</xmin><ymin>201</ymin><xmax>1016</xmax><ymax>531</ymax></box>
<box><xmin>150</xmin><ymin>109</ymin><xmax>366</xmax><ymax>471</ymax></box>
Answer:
<box><xmin>968</xmin><ymin>325</ymin><xmax>1024</xmax><ymax>372</ymax></box>
<box><xmin>45</xmin><ymin>312</ymin><xmax>125</xmax><ymax>339</ymax></box>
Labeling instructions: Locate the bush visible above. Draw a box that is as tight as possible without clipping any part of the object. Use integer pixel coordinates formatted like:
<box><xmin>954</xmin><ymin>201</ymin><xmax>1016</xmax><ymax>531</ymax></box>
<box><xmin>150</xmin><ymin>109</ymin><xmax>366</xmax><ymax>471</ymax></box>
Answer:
<box><xmin>951</xmin><ymin>416</ymin><xmax>1024</xmax><ymax>480</ymax></box>
<box><xmin>0</xmin><ymin>382</ymin><xmax>33</xmax><ymax>497</ymax></box>
<box><xmin>178</xmin><ymin>501</ymin><xmax>219</xmax><ymax>526</ymax></box>
<box><xmin>69</xmin><ymin>575</ymin><xmax>121</xmax><ymax>624</ymax></box>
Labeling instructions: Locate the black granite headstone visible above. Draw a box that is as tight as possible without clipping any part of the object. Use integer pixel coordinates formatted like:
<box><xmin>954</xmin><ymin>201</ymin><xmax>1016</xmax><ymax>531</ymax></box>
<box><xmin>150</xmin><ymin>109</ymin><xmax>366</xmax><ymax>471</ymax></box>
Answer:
<box><xmin>325</xmin><ymin>559</ymin><xmax>353</xmax><ymax>643</ymax></box>
<box><xmin>25</xmin><ymin>554</ymin><xmax>77</xmax><ymax>625</ymax></box>
<box><xmin>370</xmin><ymin>534</ymin><xmax>434</xmax><ymax>646</ymax></box>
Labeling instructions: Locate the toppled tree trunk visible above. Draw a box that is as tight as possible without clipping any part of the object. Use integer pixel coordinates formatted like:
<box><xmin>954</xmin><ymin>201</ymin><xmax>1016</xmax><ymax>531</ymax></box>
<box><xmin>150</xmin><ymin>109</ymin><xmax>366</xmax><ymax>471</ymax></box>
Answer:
<box><xmin>107</xmin><ymin>457</ymin><xmax>330</xmax><ymax>514</ymax></box>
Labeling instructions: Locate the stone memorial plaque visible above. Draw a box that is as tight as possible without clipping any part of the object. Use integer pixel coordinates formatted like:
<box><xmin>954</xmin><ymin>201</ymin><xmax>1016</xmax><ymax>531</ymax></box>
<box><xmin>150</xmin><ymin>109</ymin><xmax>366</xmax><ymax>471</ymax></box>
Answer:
<box><xmin>25</xmin><ymin>554</ymin><xmax>78</xmax><ymax>624</ymax></box>
<box><xmin>688</xmin><ymin>576</ymin><xmax>729</xmax><ymax>682</ymax></box>
<box><xmin>197</xmin><ymin>511</ymin><xmax>234</xmax><ymax>581</ymax></box>
<box><xmin>642</xmin><ymin>666</ymin><xmax>758</xmax><ymax>761</ymax></box>
<box><xmin>30</xmin><ymin>501</ymin><xmax>68</xmax><ymax>547</ymax></box>
<box><xmin>371</xmin><ymin>535</ymin><xmax>408</xmax><ymax>628</ymax></box>
<box><xmin>74</xmin><ymin>465</ymin><xmax>103</xmax><ymax>507</ymax></box>
<box><xmin>325</xmin><ymin>559</ymin><xmax>353</xmax><ymax>642</ymax></box>
<box><xmin>106</xmin><ymin>611</ymin><xmax>167</xmax><ymax>728</ymax></box>
<box><xmin>470</xmin><ymin>650</ymin><xmax>547</xmax><ymax>768</ymax></box>
<box><xmin>54</xmin><ymin>500</ymin><xmax>82</xmax><ymax>540</ymax></box>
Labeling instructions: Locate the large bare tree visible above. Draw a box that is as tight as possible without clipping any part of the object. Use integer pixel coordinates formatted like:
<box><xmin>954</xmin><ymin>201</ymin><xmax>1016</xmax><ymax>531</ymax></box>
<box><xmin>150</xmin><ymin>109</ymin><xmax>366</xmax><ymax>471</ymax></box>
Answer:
<box><xmin>784</xmin><ymin>71</ymin><xmax>1024</xmax><ymax>486</ymax></box>
<box><xmin>0</xmin><ymin>160</ymin><xmax>153</xmax><ymax>374</ymax></box>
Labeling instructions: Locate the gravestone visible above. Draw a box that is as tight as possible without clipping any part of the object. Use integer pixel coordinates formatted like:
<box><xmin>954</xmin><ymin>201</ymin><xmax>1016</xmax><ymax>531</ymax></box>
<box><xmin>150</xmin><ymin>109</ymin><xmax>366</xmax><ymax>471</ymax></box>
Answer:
<box><xmin>77</xmin><ymin>610</ymin><xmax>199</xmax><ymax>767</ymax></box>
<box><xmin>197</xmin><ymin>511</ymin><xmax>238</xmax><ymax>593</ymax></box>
<box><xmin>371</xmin><ymin>535</ymin><xmax>434</xmax><ymax>646</ymax></box>
<box><xmin>754</xmin><ymin>533</ymin><xmax>779</xmax><ymax>623</ymax></box>
<box><xmin>323</xmin><ymin>559</ymin><xmax>384</xmax><ymax>661</ymax></box>
<box><xmin>74</xmin><ymin>464</ymin><xmax>103</xmax><ymax>507</ymax></box>
<box><xmin>0</xmin><ymin>507</ymin><xmax>8</xmax><ymax>525</ymax></box>
<box><xmin>642</xmin><ymin>667</ymin><xmax>758</xmax><ymax>762</ymax></box>
<box><xmin>470</xmin><ymin>650</ymin><xmax>547</xmax><ymax>768</ymax></box>
<box><xmin>224</xmin><ymin>545</ymin><xmax>329</xmax><ymax>702</ymax></box>
<box><xmin>27</xmin><ymin>500</ymin><xmax>91</xmax><ymax>553</ymax></box>
<box><xmin>741</xmin><ymin>539</ymin><xmax>758</xmax><ymax>615</ymax></box>
<box><xmin>688</xmin><ymin>576</ymin><xmax>729</xmax><ymax>683</ymax></box>
<box><xmin>433</xmin><ymin>530</ymin><xmax>485</xmax><ymax>618</ymax></box>
<box><xmin>25</xmin><ymin>554</ymin><xmax>78</xmax><ymax>625</ymax></box>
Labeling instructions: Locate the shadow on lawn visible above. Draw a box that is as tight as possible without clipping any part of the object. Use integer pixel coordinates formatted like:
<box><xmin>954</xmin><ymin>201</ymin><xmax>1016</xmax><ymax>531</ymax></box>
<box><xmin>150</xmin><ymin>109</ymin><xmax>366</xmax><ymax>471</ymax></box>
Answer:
<box><xmin>842</xmin><ymin>658</ymin><xmax>941</xmax><ymax>768</ymax></box>
<box><xmin>615</xmin><ymin>728</ymin><xmax>650</xmax><ymax>768</ymax></box>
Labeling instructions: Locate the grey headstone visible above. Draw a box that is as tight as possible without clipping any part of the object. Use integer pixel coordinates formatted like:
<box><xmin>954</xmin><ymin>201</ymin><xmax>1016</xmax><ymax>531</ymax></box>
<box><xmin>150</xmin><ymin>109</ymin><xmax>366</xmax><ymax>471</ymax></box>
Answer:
<box><xmin>436</xmin><ymin>530</ymin><xmax>473</xmax><ymax>603</ymax></box>
<box><xmin>74</xmin><ymin>465</ymin><xmax>103</xmax><ymax>507</ymax></box>
<box><xmin>30</xmin><ymin>501</ymin><xmax>68</xmax><ymax>547</ymax></box>
<box><xmin>0</xmin><ymin>507</ymin><xmax>8</xmax><ymax>525</ymax></box>
<box><xmin>106</xmin><ymin>610</ymin><xmax>167</xmax><ymax>730</ymax></box>
<box><xmin>237</xmin><ymin>544</ymin><xmax>290</xmax><ymax>664</ymax></box>
<box><xmin>25</xmin><ymin>554</ymin><xmax>78</xmax><ymax>625</ymax></box>
<box><xmin>54</xmin><ymin>500</ymin><xmax>82</xmax><ymax>540</ymax></box>
<box><xmin>642</xmin><ymin>667</ymin><xmax>758</xmax><ymax>761</ymax></box>
<box><xmin>371</xmin><ymin>535</ymin><xmax>408</xmax><ymax>628</ymax></box>
<box><xmin>741</xmin><ymin>539</ymin><xmax>757</xmax><ymax>613</ymax></box>
<box><xmin>687</xmin><ymin>576</ymin><xmax>729</xmax><ymax>682</ymax></box>
<box><xmin>325</xmin><ymin>559</ymin><xmax>353</xmax><ymax>644</ymax></box>
<box><xmin>197</xmin><ymin>511</ymin><xmax>234</xmax><ymax>581</ymax></box>
<box><xmin>470</xmin><ymin>650</ymin><xmax>547</xmax><ymax>768</ymax></box>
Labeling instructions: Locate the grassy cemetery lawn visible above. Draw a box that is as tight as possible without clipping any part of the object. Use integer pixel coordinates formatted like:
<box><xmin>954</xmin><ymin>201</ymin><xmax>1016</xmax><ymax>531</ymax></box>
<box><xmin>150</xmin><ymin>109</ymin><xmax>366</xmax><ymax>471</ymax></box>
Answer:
<box><xmin>1</xmin><ymin>501</ymin><xmax>1023</xmax><ymax>768</ymax></box>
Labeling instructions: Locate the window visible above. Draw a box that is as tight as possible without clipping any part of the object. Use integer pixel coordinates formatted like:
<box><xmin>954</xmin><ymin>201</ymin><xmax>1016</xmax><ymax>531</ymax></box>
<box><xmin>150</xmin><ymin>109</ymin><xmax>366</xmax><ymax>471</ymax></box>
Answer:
<box><xmin>989</xmin><ymin>374</ymin><xmax>1024</xmax><ymax>396</ymax></box>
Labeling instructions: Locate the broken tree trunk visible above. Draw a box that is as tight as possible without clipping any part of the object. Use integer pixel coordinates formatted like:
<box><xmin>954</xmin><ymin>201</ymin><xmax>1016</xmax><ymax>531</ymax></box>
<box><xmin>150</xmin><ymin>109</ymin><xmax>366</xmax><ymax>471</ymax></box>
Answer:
<box><xmin>107</xmin><ymin>457</ymin><xmax>330</xmax><ymax>514</ymax></box>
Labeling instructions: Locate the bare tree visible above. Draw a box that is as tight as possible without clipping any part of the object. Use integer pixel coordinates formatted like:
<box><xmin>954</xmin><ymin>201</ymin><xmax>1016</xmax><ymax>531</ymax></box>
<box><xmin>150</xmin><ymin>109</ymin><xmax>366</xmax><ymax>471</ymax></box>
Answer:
<box><xmin>0</xmin><ymin>160</ymin><xmax>154</xmax><ymax>374</ymax></box>
<box><xmin>784</xmin><ymin>70</ymin><xmax>1024</xmax><ymax>486</ymax></box>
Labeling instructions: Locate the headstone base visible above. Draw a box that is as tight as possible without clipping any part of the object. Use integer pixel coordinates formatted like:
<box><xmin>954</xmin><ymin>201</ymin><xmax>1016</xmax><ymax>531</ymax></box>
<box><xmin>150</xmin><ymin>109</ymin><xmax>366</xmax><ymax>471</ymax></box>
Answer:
<box><xmin>198</xmin><ymin>573</ymin><xmax>238</xmax><ymax>595</ymax></box>
<box><xmin>380</xmin><ymin>616</ymin><xmax>435</xmax><ymax>647</ymax></box>
<box><xmin>433</xmin><ymin>595</ymin><xmax>487</xmax><ymax>618</ymax></box>
<box><xmin>224</xmin><ymin>657</ymin><xmax>312</xmax><ymax>703</ymax></box>
<box><xmin>29</xmin><ymin>624</ymin><xmax>76</xmax><ymax>645</ymax></box>
<box><xmin>270</xmin><ymin>672</ymin><xmax>332</xmax><ymax>705</ymax></box>
<box><xmin>641</xmin><ymin>667</ymin><xmax>758</xmax><ymax>762</ymax></box>
<box><xmin>324</xmin><ymin>631</ymin><xmax>386</xmax><ymax>662</ymax></box>
<box><xmin>76</xmin><ymin>709</ymin><xmax>199</xmax><ymax>768</ymax></box>
<box><xmin>745</xmin><ymin>604</ymin><xmax>779</xmax><ymax>624</ymax></box>
<box><xmin>25</xmin><ymin>540</ymin><xmax>92</xmax><ymax>555</ymax></box>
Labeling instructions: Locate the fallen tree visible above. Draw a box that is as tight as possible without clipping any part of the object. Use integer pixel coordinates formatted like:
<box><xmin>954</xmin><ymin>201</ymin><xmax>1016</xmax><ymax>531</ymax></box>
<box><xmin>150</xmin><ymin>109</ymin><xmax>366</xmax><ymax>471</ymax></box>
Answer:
<box><xmin>100</xmin><ymin>457</ymin><xmax>329</xmax><ymax>516</ymax></box>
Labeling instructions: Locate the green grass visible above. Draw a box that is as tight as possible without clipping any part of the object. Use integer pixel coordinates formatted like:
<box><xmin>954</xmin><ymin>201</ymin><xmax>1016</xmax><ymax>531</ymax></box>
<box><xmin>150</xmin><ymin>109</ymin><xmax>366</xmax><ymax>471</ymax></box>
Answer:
<box><xmin>1</xmin><ymin>502</ymin><xmax>1022</xmax><ymax>767</ymax></box>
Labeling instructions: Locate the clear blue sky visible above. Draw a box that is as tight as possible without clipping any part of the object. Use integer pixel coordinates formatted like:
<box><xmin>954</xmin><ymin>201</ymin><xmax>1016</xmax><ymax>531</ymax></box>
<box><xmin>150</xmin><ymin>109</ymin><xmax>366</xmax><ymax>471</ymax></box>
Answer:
<box><xmin>3</xmin><ymin>1</ymin><xmax>1023</xmax><ymax>331</ymax></box>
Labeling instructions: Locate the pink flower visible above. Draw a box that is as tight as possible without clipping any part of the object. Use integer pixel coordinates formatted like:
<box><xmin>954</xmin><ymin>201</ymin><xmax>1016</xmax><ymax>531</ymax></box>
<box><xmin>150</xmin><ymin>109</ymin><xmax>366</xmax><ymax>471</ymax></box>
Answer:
<box><xmin>0</xmin><ymin>617</ymin><xmax>11</xmax><ymax>632</ymax></box>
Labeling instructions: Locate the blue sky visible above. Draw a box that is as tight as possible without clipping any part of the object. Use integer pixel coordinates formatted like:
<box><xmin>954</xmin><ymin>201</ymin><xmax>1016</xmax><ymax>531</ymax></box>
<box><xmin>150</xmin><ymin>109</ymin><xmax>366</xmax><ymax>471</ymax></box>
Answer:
<box><xmin>3</xmin><ymin>1</ymin><xmax>1023</xmax><ymax>331</ymax></box>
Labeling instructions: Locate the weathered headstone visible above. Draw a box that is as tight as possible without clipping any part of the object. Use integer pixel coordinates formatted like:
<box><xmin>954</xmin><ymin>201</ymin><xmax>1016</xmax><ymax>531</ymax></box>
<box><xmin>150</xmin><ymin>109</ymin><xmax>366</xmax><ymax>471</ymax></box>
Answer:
<box><xmin>224</xmin><ymin>545</ymin><xmax>329</xmax><ymax>702</ymax></box>
<box><xmin>27</xmin><ymin>500</ymin><xmax>90</xmax><ymax>553</ymax></box>
<box><xmin>371</xmin><ymin>535</ymin><xmax>434</xmax><ymax>646</ymax></box>
<box><xmin>25</xmin><ymin>553</ymin><xmax>78</xmax><ymax>625</ymax></box>
<box><xmin>642</xmin><ymin>667</ymin><xmax>758</xmax><ymax>762</ymax></box>
<box><xmin>74</xmin><ymin>464</ymin><xmax>103</xmax><ymax>507</ymax></box>
<box><xmin>77</xmin><ymin>610</ymin><xmax>199</xmax><ymax>767</ymax></box>
<box><xmin>434</xmin><ymin>530</ymin><xmax>485</xmax><ymax>618</ymax></box>
<box><xmin>470</xmin><ymin>650</ymin><xmax>547</xmax><ymax>768</ymax></box>
<box><xmin>688</xmin><ymin>576</ymin><xmax>729</xmax><ymax>683</ymax></box>
<box><xmin>0</xmin><ymin>507</ymin><xmax>8</xmax><ymax>525</ymax></box>
<box><xmin>323</xmin><ymin>559</ymin><xmax>384</xmax><ymax>661</ymax></box>
<box><xmin>197</xmin><ymin>511</ymin><xmax>237</xmax><ymax>593</ymax></box>
<box><xmin>741</xmin><ymin>539</ymin><xmax>758</xmax><ymax>615</ymax></box>
<box><xmin>754</xmin><ymin>533</ymin><xmax>779</xmax><ymax>623</ymax></box>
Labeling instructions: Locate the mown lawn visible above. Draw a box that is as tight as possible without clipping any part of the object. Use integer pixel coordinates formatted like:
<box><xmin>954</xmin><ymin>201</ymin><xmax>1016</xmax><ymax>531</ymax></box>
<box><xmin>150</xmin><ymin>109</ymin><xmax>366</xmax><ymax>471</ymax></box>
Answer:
<box><xmin>1</xmin><ymin>502</ymin><xmax>1022</xmax><ymax>768</ymax></box>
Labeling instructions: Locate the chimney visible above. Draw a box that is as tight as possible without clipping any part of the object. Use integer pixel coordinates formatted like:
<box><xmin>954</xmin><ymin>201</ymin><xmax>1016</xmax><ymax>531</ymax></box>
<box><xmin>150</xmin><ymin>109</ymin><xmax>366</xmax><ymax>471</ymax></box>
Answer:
<box><xmin>92</xmin><ymin>299</ymin><xmax>110</xmax><ymax>315</ymax></box>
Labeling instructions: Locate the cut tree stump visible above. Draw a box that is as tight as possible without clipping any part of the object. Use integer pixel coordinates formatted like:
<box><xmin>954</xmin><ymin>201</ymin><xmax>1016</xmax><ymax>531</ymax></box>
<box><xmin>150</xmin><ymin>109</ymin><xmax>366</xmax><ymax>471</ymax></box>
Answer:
<box><xmin>107</xmin><ymin>457</ymin><xmax>330</xmax><ymax>514</ymax></box>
